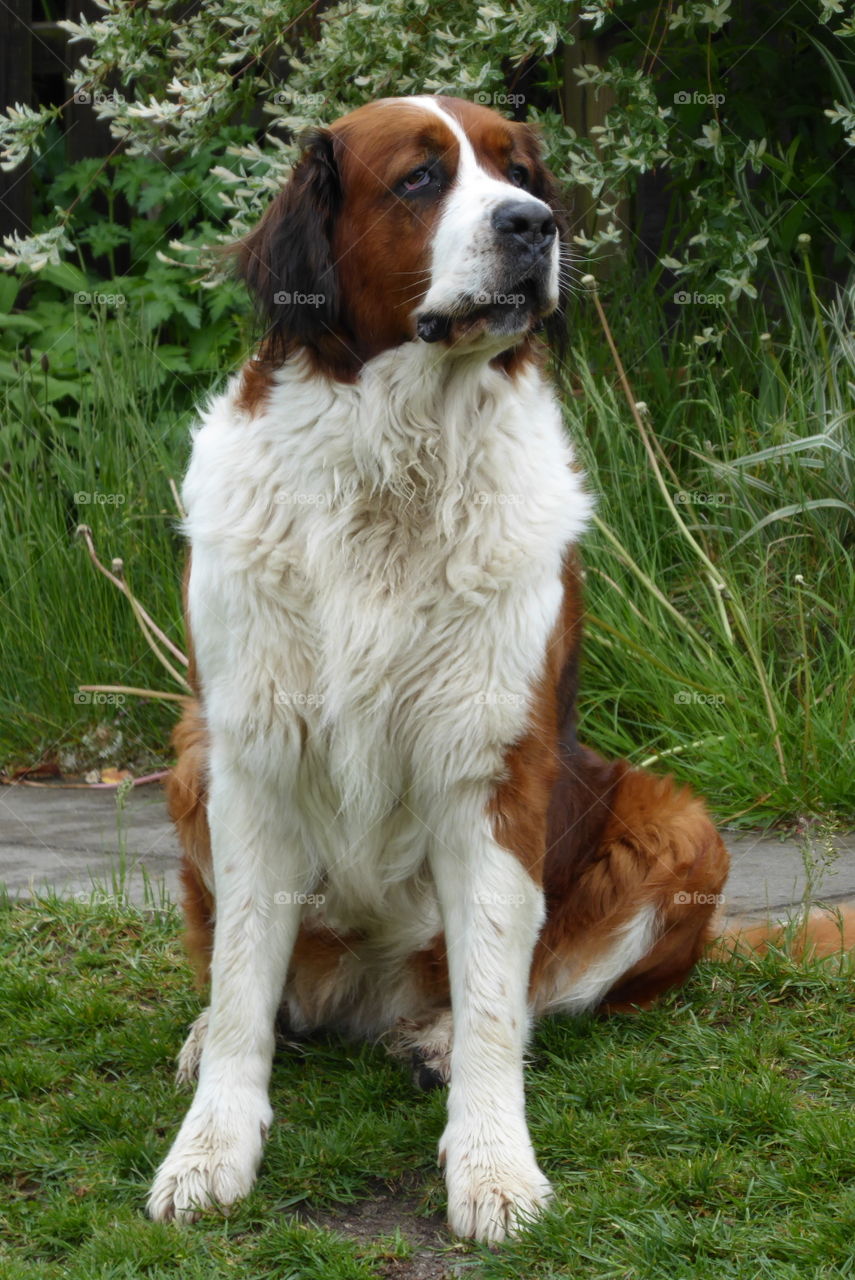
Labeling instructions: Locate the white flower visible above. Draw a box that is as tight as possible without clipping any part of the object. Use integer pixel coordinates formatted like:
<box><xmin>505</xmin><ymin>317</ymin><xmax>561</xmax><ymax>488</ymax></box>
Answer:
<box><xmin>0</xmin><ymin>222</ymin><xmax>74</xmax><ymax>271</ymax></box>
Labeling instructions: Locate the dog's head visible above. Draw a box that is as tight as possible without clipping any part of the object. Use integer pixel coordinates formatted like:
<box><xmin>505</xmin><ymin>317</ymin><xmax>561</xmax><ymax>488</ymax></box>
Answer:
<box><xmin>236</xmin><ymin>96</ymin><xmax>567</xmax><ymax>378</ymax></box>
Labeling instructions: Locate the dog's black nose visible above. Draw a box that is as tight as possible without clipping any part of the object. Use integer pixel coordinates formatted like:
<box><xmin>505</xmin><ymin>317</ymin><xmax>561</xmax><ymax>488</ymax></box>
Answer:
<box><xmin>491</xmin><ymin>200</ymin><xmax>556</xmax><ymax>250</ymax></box>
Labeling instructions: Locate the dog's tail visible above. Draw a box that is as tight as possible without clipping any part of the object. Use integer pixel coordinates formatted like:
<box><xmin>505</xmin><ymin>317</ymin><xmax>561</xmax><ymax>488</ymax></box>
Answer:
<box><xmin>707</xmin><ymin>903</ymin><xmax>855</xmax><ymax>962</ymax></box>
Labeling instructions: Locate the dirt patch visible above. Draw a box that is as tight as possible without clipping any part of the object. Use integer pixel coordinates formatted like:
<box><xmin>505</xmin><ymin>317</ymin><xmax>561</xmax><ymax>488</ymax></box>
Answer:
<box><xmin>299</xmin><ymin>1186</ymin><xmax>473</xmax><ymax>1279</ymax></box>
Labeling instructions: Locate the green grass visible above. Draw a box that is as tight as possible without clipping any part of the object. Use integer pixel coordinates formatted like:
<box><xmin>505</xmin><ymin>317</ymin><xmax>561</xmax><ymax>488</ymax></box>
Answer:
<box><xmin>0</xmin><ymin>271</ymin><xmax>852</xmax><ymax>822</ymax></box>
<box><xmin>565</xmin><ymin>274</ymin><xmax>854</xmax><ymax>824</ymax></box>
<box><xmin>0</xmin><ymin>315</ymin><xmax>199</xmax><ymax>774</ymax></box>
<box><xmin>1</xmin><ymin>893</ymin><xmax>853</xmax><ymax>1279</ymax></box>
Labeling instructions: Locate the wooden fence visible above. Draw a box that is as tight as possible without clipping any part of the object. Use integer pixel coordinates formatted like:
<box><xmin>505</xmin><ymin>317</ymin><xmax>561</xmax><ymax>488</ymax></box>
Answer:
<box><xmin>1</xmin><ymin>2</ymin><xmax>113</xmax><ymax>242</ymax></box>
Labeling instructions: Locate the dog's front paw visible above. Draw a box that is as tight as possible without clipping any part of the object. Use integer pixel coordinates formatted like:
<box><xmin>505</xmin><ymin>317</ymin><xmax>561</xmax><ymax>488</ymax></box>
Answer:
<box><xmin>147</xmin><ymin>1090</ymin><xmax>271</xmax><ymax>1223</ymax></box>
<box><xmin>440</xmin><ymin>1125</ymin><xmax>552</xmax><ymax>1243</ymax></box>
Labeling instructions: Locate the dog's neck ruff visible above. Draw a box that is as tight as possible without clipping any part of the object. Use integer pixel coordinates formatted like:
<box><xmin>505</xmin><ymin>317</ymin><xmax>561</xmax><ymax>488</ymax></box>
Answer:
<box><xmin>202</xmin><ymin>342</ymin><xmax>590</xmax><ymax>557</ymax></box>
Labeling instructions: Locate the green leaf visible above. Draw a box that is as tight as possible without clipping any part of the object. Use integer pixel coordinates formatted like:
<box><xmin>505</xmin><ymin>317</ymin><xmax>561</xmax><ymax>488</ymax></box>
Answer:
<box><xmin>0</xmin><ymin>275</ymin><xmax>20</xmax><ymax>312</ymax></box>
<box><xmin>733</xmin><ymin>499</ymin><xmax>855</xmax><ymax>548</ymax></box>
<box><xmin>79</xmin><ymin>222</ymin><xmax>131</xmax><ymax>258</ymax></box>
<box><xmin>39</xmin><ymin>262</ymin><xmax>90</xmax><ymax>294</ymax></box>
<box><xmin>148</xmin><ymin>344</ymin><xmax>191</xmax><ymax>373</ymax></box>
<box><xmin>169</xmin><ymin>297</ymin><xmax>202</xmax><ymax>329</ymax></box>
<box><xmin>0</xmin><ymin>315</ymin><xmax>43</xmax><ymax>337</ymax></box>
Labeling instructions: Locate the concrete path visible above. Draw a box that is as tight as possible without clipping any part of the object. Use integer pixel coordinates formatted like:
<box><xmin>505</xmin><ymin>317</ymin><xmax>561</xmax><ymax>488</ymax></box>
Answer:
<box><xmin>0</xmin><ymin>784</ymin><xmax>178</xmax><ymax>907</ymax></box>
<box><xmin>1</xmin><ymin>783</ymin><xmax>854</xmax><ymax>920</ymax></box>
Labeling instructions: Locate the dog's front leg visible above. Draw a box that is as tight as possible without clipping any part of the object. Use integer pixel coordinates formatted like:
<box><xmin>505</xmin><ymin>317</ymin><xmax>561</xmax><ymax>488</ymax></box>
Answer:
<box><xmin>148</xmin><ymin>746</ymin><xmax>308</xmax><ymax>1222</ymax></box>
<box><xmin>429</xmin><ymin>803</ymin><xmax>551</xmax><ymax>1244</ymax></box>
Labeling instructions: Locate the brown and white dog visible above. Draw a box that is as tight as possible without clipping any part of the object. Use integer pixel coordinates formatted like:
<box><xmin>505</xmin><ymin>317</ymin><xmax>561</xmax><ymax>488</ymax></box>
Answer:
<box><xmin>147</xmin><ymin>96</ymin><xmax>848</xmax><ymax>1244</ymax></box>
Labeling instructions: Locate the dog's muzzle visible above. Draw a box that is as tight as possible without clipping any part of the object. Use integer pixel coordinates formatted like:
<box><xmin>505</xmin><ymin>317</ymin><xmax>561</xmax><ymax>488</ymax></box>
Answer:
<box><xmin>418</xmin><ymin>196</ymin><xmax>557</xmax><ymax>346</ymax></box>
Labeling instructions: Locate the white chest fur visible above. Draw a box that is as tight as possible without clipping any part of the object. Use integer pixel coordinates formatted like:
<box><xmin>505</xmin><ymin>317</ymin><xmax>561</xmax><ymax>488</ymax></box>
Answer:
<box><xmin>182</xmin><ymin>344</ymin><xmax>590</xmax><ymax>928</ymax></box>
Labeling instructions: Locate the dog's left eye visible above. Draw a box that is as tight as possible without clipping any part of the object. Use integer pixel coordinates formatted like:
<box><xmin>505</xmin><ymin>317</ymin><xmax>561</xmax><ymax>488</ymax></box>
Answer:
<box><xmin>508</xmin><ymin>164</ymin><xmax>530</xmax><ymax>189</ymax></box>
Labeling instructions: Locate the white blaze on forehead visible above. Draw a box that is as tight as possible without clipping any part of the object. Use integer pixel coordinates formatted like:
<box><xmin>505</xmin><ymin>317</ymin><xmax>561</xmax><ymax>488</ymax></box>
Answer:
<box><xmin>405</xmin><ymin>96</ymin><xmax>483</xmax><ymax>175</ymax></box>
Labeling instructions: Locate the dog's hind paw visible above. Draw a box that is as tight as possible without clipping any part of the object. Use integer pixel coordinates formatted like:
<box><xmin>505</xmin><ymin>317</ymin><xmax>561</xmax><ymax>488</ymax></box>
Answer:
<box><xmin>175</xmin><ymin>1009</ymin><xmax>210</xmax><ymax>1086</ymax></box>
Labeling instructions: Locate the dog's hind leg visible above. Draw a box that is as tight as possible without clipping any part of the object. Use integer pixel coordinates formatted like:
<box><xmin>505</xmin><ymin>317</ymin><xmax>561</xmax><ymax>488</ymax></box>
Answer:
<box><xmin>386</xmin><ymin>1008</ymin><xmax>453</xmax><ymax>1091</ymax></box>
<box><xmin>175</xmin><ymin>1008</ymin><xmax>210</xmax><ymax>1085</ymax></box>
<box><xmin>164</xmin><ymin>700</ymin><xmax>217</xmax><ymax>1088</ymax></box>
<box><xmin>531</xmin><ymin>746</ymin><xmax>730</xmax><ymax>1016</ymax></box>
<box><xmin>166</xmin><ymin>698</ymin><xmax>216</xmax><ymax>985</ymax></box>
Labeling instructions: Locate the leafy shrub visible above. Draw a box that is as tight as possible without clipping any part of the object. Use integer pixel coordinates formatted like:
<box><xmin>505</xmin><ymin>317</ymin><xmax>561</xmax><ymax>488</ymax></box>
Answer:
<box><xmin>2</xmin><ymin>0</ymin><xmax>854</xmax><ymax>307</ymax></box>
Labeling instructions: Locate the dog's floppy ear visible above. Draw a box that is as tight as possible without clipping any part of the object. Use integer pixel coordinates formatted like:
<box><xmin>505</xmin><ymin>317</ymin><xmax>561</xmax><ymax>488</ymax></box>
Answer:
<box><xmin>235</xmin><ymin>129</ymin><xmax>342</xmax><ymax>364</ymax></box>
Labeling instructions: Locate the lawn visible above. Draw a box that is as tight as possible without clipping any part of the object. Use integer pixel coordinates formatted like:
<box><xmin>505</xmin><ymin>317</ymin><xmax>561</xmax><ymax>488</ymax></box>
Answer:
<box><xmin>1</xmin><ymin>892</ymin><xmax>853</xmax><ymax>1280</ymax></box>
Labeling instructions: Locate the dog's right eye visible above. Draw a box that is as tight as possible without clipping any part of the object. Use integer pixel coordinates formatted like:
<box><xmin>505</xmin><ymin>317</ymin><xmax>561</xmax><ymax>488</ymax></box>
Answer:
<box><xmin>398</xmin><ymin>165</ymin><xmax>436</xmax><ymax>195</ymax></box>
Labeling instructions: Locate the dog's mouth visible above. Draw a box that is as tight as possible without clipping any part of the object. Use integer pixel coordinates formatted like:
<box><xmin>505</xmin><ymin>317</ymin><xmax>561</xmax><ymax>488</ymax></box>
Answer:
<box><xmin>417</xmin><ymin>277</ymin><xmax>554</xmax><ymax>346</ymax></box>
